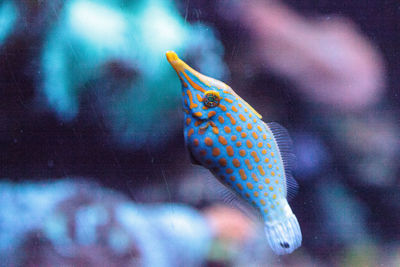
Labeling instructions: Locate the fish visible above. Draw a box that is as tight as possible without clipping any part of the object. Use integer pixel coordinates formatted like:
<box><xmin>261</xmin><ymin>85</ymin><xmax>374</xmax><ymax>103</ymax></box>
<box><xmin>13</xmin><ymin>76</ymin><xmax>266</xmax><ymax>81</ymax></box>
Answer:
<box><xmin>166</xmin><ymin>51</ymin><xmax>302</xmax><ymax>255</ymax></box>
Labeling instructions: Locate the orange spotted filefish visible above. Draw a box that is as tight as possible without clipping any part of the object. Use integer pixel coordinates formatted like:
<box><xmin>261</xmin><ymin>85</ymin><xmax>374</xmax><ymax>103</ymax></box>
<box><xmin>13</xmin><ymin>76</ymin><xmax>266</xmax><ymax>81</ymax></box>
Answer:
<box><xmin>166</xmin><ymin>51</ymin><xmax>301</xmax><ymax>255</ymax></box>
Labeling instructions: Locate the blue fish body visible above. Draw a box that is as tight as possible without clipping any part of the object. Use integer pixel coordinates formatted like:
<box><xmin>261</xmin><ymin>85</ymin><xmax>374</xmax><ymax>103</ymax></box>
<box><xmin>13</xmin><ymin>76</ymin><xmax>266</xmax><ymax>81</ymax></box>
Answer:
<box><xmin>166</xmin><ymin>51</ymin><xmax>302</xmax><ymax>255</ymax></box>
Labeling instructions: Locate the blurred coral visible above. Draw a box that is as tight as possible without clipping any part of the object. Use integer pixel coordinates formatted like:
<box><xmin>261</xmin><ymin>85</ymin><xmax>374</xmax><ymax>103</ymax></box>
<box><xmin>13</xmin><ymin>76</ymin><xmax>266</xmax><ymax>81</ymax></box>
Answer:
<box><xmin>39</xmin><ymin>0</ymin><xmax>228</xmax><ymax>149</ymax></box>
<box><xmin>204</xmin><ymin>204</ymin><xmax>255</xmax><ymax>243</ymax></box>
<box><xmin>0</xmin><ymin>179</ymin><xmax>212</xmax><ymax>266</ymax></box>
<box><xmin>327</xmin><ymin>111</ymin><xmax>400</xmax><ymax>187</ymax></box>
<box><xmin>238</xmin><ymin>0</ymin><xmax>385</xmax><ymax>112</ymax></box>
<box><xmin>0</xmin><ymin>0</ymin><xmax>17</xmax><ymax>45</ymax></box>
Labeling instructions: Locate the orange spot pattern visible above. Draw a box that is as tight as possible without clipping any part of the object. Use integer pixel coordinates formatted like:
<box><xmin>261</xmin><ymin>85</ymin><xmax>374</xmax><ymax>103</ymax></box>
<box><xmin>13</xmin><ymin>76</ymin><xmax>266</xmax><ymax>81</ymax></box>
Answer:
<box><xmin>226</xmin><ymin>146</ymin><xmax>234</xmax><ymax>156</ymax></box>
<box><xmin>219</xmin><ymin>105</ymin><xmax>227</xmax><ymax>112</ymax></box>
<box><xmin>205</xmin><ymin>137</ymin><xmax>213</xmax><ymax>146</ymax></box>
<box><xmin>212</xmin><ymin>147</ymin><xmax>220</xmax><ymax>157</ymax></box>
<box><xmin>250</xmin><ymin>151</ymin><xmax>260</xmax><ymax>162</ymax></box>
<box><xmin>239</xmin><ymin>169</ymin><xmax>247</xmax><ymax>180</ymax></box>
<box><xmin>246</xmin><ymin>140</ymin><xmax>253</xmax><ymax>148</ymax></box>
<box><xmin>219</xmin><ymin>158</ymin><xmax>227</xmax><ymax>167</ymax></box>
<box><xmin>251</xmin><ymin>173</ymin><xmax>259</xmax><ymax>182</ymax></box>
<box><xmin>258</xmin><ymin>165</ymin><xmax>266</xmax><ymax>176</ymax></box>
<box><xmin>218</xmin><ymin>136</ymin><xmax>228</xmax><ymax>145</ymax></box>
<box><xmin>226</xmin><ymin>113</ymin><xmax>236</xmax><ymax>125</ymax></box>
<box><xmin>246</xmin><ymin>182</ymin><xmax>253</xmax><ymax>189</ymax></box>
<box><xmin>224</xmin><ymin>126</ymin><xmax>231</xmax><ymax>133</ymax></box>
<box><xmin>245</xmin><ymin>159</ymin><xmax>253</xmax><ymax>170</ymax></box>
<box><xmin>232</xmin><ymin>159</ymin><xmax>240</xmax><ymax>167</ymax></box>
<box><xmin>208</xmin><ymin>111</ymin><xmax>216</xmax><ymax>118</ymax></box>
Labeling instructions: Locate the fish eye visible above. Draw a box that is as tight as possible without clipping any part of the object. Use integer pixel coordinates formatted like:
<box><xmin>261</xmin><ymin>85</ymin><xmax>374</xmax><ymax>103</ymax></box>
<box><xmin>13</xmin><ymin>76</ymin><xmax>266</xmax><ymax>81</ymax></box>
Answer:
<box><xmin>203</xmin><ymin>90</ymin><xmax>221</xmax><ymax>108</ymax></box>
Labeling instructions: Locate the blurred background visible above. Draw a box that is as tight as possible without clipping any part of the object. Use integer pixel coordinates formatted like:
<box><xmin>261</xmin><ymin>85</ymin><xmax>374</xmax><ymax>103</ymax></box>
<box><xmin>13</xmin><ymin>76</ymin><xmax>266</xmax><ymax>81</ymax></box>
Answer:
<box><xmin>0</xmin><ymin>0</ymin><xmax>399</xmax><ymax>266</ymax></box>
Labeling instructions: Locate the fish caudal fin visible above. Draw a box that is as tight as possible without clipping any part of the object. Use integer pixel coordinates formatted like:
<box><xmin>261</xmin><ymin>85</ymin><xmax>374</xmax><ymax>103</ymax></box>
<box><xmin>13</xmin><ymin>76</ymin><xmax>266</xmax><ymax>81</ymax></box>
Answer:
<box><xmin>264</xmin><ymin>213</ymin><xmax>302</xmax><ymax>255</ymax></box>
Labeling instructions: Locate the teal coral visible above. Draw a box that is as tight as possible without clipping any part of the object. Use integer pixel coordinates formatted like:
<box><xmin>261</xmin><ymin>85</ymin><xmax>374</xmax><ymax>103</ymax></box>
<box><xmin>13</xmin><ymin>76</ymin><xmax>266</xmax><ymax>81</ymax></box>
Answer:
<box><xmin>0</xmin><ymin>0</ymin><xmax>17</xmax><ymax>45</ymax></box>
<box><xmin>40</xmin><ymin>0</ymin><xmax>228</xmax><ymax>148</ymax></box>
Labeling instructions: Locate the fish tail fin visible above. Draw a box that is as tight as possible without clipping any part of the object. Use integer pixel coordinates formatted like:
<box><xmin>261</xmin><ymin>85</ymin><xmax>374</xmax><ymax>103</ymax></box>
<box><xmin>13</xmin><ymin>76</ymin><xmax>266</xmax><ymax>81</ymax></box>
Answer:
<box><xmin>264</xmin><ymin>212</ymin><xmax>302</xmax><ymax>255</ymax></box>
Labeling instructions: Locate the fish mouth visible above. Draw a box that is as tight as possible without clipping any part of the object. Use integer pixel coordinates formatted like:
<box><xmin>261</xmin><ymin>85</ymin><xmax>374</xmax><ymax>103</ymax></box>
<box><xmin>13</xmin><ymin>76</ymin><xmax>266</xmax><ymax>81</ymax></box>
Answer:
<box><xmin>166</xmin><ymin>51</ymin><xmax>185</xmax><ymax>74</ymax></box>
<box><xmin>166</xmin><ymin>51</ymin><xmax>179</xmax><ymax>64</ymax></box>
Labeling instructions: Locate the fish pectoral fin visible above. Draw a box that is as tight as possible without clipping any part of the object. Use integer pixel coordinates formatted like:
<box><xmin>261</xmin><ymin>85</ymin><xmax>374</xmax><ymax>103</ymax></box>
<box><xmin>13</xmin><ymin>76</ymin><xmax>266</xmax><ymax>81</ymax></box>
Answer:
<box><xmin>188</xmin><ymin>148</ymin><xmax>202</xmax><ymax>166</ymax></box>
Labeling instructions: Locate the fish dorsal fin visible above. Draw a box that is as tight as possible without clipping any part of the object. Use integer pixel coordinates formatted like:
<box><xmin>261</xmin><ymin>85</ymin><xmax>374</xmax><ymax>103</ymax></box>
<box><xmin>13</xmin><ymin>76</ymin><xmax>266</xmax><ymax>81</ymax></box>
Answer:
<box><xmin>266</xmin><ymin>122</ymin><xmax>298</xmax><ymax>201</ymax></box>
